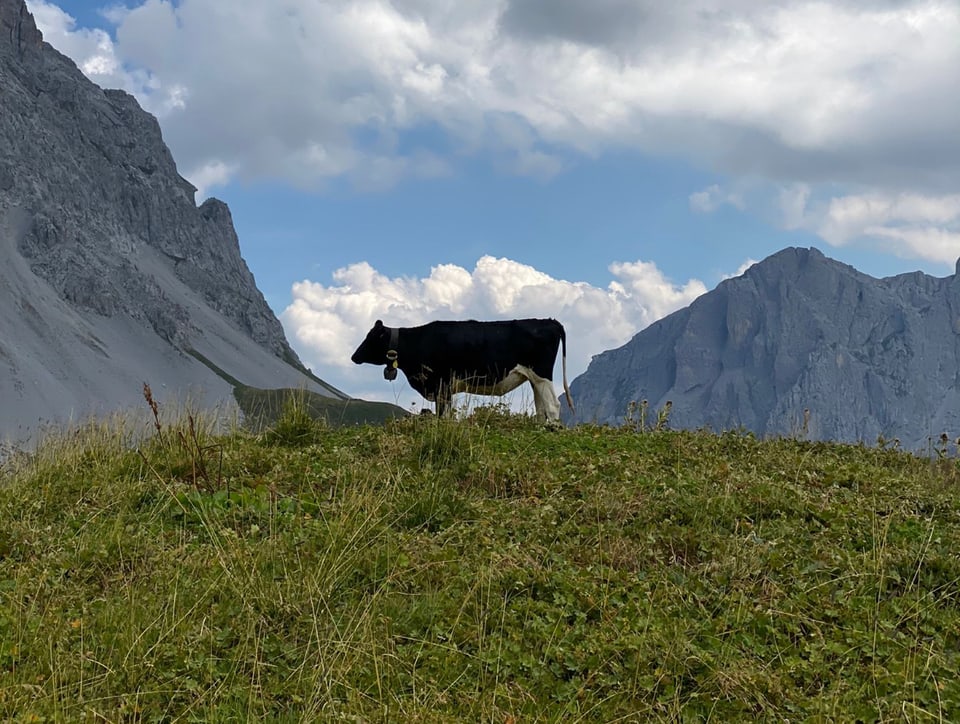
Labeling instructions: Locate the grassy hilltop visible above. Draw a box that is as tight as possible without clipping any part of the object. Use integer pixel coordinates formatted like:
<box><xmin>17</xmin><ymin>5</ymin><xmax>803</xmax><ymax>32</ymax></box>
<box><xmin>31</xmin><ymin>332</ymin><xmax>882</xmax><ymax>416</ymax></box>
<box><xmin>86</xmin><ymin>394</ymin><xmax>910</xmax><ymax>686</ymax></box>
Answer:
<box><xmin>2</xmin><ymin>402</ymin><xmax>960</xmax><ymax>721</ymax></box>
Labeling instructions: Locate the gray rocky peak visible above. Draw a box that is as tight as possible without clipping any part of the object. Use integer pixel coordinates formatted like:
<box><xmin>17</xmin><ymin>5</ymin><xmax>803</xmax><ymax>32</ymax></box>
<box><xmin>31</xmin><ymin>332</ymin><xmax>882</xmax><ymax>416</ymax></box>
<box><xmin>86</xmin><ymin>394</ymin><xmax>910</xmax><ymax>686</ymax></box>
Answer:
<box><xmin>568</xmin><ymin>246</ymin><xmax>960</xmax><ymax>451</ymax></box>
<box><xmin>0</xmin><ymin>0</ymin><xmax>346</xmax><ymax>443</ymax></box>
<box><xmin>0</xmin><ymin>0</ymin><xmax>42</xmax><ymax>58</ymax></box>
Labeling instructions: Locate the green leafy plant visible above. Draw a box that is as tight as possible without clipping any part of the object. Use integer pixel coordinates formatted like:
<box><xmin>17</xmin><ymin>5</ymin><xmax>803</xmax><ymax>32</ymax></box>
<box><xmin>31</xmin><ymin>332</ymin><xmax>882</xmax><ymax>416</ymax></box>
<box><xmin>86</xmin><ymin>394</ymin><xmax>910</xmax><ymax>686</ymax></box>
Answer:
<box><xmin>139</xmin><ymin>382</ymin><xmax>223</xmax><ymax>490</ymax></box>
<box><xmin>261</xmin><ymin>390</ymin><xmax>326</xmax><ymax>447</ymax></box>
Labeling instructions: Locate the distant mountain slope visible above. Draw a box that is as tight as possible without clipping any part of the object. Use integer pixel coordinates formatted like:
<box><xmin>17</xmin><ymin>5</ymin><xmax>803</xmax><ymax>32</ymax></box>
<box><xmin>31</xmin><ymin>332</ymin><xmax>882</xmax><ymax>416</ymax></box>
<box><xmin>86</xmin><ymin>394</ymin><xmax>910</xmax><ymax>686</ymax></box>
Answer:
<box><xmin>0</xmin><ymin>0</ymin><xmax>348</xmax><ymax>443</ymax></box>
<box><xmin>567</xmin><ymin>247</ymin><xmax>960</xmax><ymax>450</ymax></box>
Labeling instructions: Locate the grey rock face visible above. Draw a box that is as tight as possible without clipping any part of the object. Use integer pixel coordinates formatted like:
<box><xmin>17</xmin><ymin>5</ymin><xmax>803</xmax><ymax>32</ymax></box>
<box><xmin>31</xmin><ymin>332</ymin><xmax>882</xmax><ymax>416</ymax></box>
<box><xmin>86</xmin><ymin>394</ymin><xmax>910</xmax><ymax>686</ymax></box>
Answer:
<box><xmin>0</xmin><ymin>0</ymin><xmax>346</xmax><ymax>442</ymax></box>
<box><xmin>0</xmin><ymin>0</ymin><xmax>41</xmax><ymax>57</ymax></box>
<box><xmin>568</xmin><ymin>247</ymin><xmax>960</xmax><ymax>451</ymax></box>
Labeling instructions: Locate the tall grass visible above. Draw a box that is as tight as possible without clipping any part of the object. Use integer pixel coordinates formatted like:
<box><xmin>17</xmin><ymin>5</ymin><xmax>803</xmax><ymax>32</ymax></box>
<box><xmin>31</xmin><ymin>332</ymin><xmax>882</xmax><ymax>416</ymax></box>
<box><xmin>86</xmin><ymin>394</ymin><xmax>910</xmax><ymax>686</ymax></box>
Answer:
<box><xmin>2</xmin><ymin>403</ymin><xmax>960</xmax><ymax>720</ymax></box>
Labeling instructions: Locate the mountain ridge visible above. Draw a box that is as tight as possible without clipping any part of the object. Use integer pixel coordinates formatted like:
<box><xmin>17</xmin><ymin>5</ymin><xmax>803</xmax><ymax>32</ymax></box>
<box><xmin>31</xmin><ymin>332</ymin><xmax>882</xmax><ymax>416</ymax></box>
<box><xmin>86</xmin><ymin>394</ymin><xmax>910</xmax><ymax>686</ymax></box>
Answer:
<box><xmin>0</xmin><ymin>0</ymin><xmax>348</xmax><ymax>444</ymax></box>
<box><xmin>568</xmin><ymin>246</ymin><xmax>960</xmax><ymax>450</ymax></box>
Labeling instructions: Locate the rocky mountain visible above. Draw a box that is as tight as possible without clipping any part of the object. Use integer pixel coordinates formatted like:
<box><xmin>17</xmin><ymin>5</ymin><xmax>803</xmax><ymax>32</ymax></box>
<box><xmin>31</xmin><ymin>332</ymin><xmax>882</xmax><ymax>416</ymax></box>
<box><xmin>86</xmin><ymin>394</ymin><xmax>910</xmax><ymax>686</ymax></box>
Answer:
<box><xmin>0</xmin><ymin>0</ymin><xmax>348</xmax><ymax>444</ymax></box>
<box><xmin>567</xmin><ymin>247</ymin><xmax>960</xmax><ymax>450</ymax></box>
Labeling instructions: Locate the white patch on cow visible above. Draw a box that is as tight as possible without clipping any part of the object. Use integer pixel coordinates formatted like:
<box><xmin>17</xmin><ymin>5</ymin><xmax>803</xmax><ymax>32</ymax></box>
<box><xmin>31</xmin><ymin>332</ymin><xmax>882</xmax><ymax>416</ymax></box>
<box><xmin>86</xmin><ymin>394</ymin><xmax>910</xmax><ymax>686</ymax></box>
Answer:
<box><xmin>524</xmin><ymin>367</ymin><xmax>562</xmax><ymax>422</ymax></box>
<box><xmin>451</xmin><ymin>365</ymin><xmax>561</xmax><ymax>421</ymax></box>
<box><xmin>451</xmin><ymin>368</ymin><xmax>527</xmax><ymax>397</ymax></box>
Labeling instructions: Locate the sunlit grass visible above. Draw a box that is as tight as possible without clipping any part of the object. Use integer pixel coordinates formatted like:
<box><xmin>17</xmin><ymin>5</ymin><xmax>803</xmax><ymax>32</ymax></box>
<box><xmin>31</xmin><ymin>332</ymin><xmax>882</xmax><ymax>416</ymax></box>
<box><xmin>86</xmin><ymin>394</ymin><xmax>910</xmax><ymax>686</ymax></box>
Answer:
<box><xmin>2</xmin><ymin>403</ymin><xmax>960</xmax><ymax>720</ymax></box>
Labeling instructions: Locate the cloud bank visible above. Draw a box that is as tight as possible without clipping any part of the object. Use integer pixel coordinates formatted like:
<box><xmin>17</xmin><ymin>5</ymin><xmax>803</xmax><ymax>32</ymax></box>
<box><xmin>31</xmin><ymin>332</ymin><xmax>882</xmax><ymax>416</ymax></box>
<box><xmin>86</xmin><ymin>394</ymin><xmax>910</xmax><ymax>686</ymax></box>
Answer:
<box><xmin>28</xmin><ymin>0</ymin><xmax>960</xmax><ymax>263</ymax></box>
<box><xmin>281</xmin><ymin>255</ymin><xmax>706</xmax><ymax>406</ymax></box>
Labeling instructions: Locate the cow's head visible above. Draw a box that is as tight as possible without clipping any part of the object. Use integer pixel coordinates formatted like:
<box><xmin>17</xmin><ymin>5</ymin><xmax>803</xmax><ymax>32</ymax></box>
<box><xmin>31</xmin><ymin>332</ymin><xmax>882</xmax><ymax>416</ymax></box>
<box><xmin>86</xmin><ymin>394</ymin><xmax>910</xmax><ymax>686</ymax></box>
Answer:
<box><xmin>351</xmin><ymin>320</ymin><xmax>389</xmax><ymax>364</ymax></box>
<box><xmin>352</xmin><ymin>320</ymin><xmax>400</xmax><ymax>379</ymax></box>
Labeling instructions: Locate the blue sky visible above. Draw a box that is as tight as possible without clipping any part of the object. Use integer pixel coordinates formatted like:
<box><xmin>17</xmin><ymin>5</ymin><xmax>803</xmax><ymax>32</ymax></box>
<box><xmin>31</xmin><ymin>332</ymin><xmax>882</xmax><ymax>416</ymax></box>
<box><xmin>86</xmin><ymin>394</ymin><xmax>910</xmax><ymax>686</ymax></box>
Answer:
<box><xmin>27</xmin><ymin>0</ymin><xmax>960</xmax><ymax>409</ymax></box>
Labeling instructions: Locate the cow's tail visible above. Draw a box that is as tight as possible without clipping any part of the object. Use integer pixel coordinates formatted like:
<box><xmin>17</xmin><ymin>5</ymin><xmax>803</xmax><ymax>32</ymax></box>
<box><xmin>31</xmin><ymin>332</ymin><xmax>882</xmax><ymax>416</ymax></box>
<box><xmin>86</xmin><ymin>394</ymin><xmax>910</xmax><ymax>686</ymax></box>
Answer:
<box><xmin>560</xmin><ymin>324</ymin><xmax>574</xmax><ymax>413</ymax></box>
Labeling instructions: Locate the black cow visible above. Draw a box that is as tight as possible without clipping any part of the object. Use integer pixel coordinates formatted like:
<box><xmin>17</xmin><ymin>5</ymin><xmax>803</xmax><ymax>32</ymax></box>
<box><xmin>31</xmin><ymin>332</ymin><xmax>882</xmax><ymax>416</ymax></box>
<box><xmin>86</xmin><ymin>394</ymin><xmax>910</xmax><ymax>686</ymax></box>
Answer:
<box><xmin>351</xmin><ymin>318</ymin><xmax>574</xmax><ymax>420</ymax></box>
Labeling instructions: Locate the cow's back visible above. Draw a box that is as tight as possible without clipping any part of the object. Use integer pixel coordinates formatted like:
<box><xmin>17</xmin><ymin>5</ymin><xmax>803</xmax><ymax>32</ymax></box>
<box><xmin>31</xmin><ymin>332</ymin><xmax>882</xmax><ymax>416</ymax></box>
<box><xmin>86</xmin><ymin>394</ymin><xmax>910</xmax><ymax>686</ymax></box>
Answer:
<box><xmin>411</xmin><ymin>319</ymin><xmax>562</xmax><ymax>382</ymax></box>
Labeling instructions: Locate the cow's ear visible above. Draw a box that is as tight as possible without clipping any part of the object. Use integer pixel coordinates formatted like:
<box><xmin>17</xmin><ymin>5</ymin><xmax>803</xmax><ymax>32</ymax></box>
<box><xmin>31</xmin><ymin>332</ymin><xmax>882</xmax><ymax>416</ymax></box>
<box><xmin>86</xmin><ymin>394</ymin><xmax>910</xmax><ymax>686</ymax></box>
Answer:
<box><xmin>374</xmin><ymin>319</ymin><xmax>383</xmax><ymax>328</ymax></box>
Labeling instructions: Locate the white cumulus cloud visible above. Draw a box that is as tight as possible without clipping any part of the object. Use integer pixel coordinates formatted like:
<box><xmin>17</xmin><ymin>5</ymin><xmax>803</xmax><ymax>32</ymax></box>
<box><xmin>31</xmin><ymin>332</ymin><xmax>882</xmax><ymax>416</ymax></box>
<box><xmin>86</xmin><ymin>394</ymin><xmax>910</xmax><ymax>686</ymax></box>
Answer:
<box><xmin>696</xmin><ymin>182</ymin><xmax>960</xmax><ymax>268</ymax></box>
<box><xmin>787</xmin><ymin>191</ymin><xmax>960</xmax><ymax>265</ymax></box>
<box><xmin>29</xmin><ymin>1</ymin><xmax>960</xmax><ymax>200</ymax></box>
<box><xmin>281</xmin><ymin>255</ymin><xmax>707</xmax><ymax>408</ymax></box>
<box><xmin>187</xmin><ymin>160</ymin><xmax>237</xmax><ymax>201</ymax></box>
<box><xmin>689</xmin><ymin>184</ymin><xmax>745</xmax><ymax>214</ymax></box>
<box><xmin>29</xmin><ymin>0</ymin><xmax>960</xmax><ymax>266</ymax></box>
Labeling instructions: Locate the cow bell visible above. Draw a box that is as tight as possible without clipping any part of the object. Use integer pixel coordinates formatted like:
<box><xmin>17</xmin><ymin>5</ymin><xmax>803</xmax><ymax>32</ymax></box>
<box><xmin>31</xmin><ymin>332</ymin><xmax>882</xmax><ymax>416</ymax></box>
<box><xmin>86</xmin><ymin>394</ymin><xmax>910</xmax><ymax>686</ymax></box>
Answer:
<box><xmin>384</xmin><ymin>350</ymin><xmax>398</xmax><ymax>380</ymax></box>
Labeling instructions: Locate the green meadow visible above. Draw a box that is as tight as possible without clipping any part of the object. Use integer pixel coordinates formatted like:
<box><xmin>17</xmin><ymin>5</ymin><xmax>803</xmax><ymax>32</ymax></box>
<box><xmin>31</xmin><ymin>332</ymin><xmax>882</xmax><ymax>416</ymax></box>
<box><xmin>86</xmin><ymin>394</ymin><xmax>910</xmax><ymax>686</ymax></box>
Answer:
<box><xmin>2</xmin><ymin>397</ymin><xmax>959</xmax><ymax>721</ymax></box>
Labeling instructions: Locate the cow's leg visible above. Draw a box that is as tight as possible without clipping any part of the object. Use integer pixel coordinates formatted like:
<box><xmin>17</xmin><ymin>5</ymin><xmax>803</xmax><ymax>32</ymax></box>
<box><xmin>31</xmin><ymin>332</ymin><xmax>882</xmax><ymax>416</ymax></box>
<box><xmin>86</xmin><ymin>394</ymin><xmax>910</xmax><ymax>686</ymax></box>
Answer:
<box><xmin>529</xmin><ymin>379</ymin><xmax>561</xmax><ymax>421</ymax></box>
<box><xmin>489</xmin><ymin>365</ymin><xmax>560</xmax><ymax>422</ymax></box>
